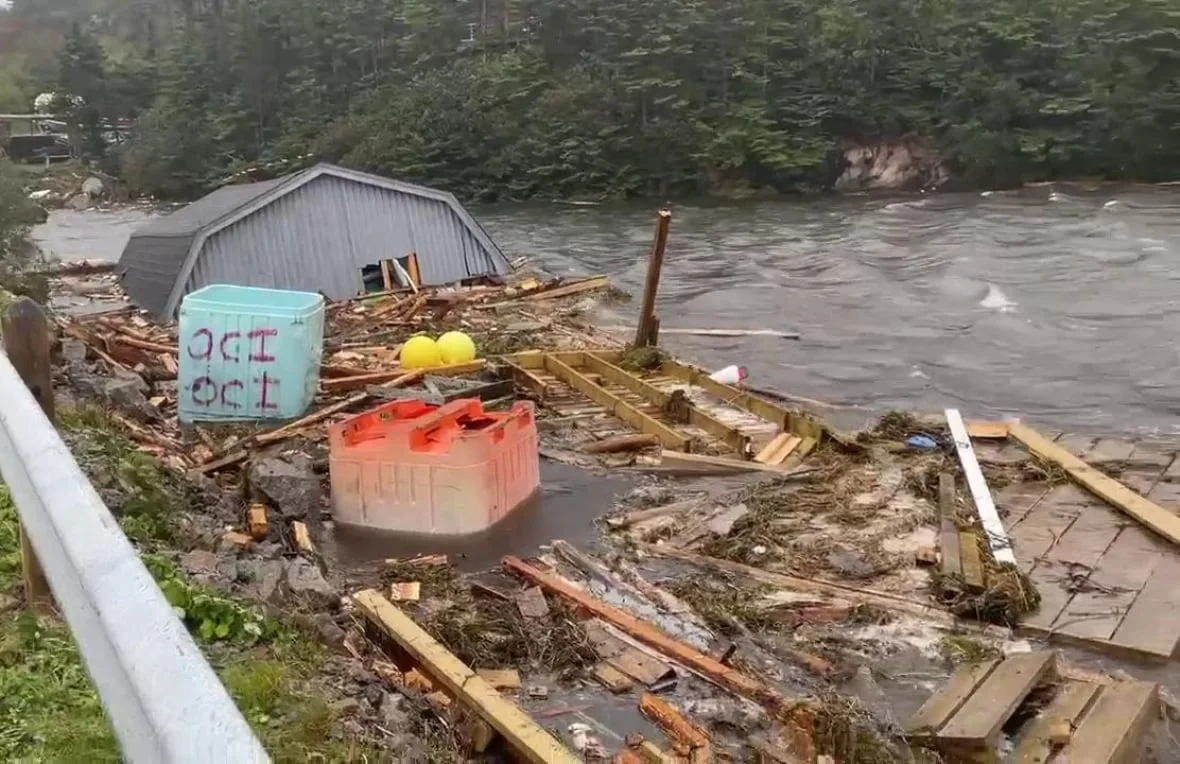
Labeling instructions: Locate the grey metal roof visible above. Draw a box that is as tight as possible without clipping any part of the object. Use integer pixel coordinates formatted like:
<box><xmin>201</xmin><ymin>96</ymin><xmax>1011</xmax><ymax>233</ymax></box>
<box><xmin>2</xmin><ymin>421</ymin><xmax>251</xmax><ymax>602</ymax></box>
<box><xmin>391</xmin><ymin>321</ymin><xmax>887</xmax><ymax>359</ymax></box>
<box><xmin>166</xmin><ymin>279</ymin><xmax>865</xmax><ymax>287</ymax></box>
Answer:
<box><xmin>130</xmin><ymin>177</ymin><xmax>288</xmax><ymax>238</ymax></box>
<box><xmin>118</xmin><ymin>163</ymin><xmax>512</xmax><ymax>318</ymax></box>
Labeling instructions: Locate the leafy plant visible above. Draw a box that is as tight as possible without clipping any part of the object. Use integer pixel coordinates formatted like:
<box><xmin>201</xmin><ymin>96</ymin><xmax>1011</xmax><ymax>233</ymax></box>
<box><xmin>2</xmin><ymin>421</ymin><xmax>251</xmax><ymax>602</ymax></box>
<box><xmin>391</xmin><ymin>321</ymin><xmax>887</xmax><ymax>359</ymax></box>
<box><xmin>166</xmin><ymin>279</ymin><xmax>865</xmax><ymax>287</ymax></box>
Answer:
<box><xmin>144</xmin><ymin>555</ymin><xmax>273</xmax><ymax>645</ymax></box>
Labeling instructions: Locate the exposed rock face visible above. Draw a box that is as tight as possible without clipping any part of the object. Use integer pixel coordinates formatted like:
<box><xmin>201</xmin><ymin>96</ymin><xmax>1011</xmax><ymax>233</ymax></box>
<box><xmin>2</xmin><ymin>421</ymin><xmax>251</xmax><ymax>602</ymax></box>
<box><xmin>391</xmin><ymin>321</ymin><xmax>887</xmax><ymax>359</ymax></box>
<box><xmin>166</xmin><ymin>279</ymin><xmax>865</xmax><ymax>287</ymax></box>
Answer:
<box><xmin>835</xmin><ymin>138</ymin><xmax>950</xmax><ymax>192</ymax></box>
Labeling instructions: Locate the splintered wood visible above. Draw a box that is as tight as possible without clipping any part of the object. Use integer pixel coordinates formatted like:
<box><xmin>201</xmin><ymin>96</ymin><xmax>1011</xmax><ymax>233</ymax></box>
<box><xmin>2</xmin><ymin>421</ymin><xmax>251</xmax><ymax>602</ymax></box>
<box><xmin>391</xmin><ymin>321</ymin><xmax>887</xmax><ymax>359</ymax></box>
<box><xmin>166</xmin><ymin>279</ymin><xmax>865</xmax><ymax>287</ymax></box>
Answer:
<box><xmin>906</xmin><ymin>651</ymin><xmax>1158</xmax><ymax>763</ymax></box>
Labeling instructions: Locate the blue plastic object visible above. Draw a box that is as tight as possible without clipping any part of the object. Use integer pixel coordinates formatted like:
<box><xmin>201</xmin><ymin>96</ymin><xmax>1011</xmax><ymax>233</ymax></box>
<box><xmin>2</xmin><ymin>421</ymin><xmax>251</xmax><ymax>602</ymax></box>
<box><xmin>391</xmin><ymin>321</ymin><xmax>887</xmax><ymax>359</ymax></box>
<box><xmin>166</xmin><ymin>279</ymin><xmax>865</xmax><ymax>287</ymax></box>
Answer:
<box><xmin>178</xmin><ymin>285</ymin><xmax>325</xmax><ymax>423</ymax></box>
<box><xmin>906</xmin><ymin>434</ymin><xmax>940</xmax><ymax>450</ymax></box>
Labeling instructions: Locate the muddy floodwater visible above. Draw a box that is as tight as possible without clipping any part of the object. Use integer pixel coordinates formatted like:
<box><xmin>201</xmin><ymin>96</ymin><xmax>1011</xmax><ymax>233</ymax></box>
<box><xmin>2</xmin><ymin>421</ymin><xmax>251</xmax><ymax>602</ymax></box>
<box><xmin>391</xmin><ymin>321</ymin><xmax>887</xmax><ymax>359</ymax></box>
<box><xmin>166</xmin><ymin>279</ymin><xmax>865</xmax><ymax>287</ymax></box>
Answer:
<box><xmin>37</xmin><ymin>183</ymin><xmax>1180</xmax><ymax>435</ymax></box>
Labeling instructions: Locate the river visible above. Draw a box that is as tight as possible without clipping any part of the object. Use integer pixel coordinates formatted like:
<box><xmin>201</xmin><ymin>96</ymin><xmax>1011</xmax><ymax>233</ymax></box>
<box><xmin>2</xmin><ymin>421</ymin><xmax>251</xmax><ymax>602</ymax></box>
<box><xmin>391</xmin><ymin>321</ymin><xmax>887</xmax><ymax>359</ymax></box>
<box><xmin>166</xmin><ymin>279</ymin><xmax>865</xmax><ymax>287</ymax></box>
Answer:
<box><xmin>34</xmin><ymin>183</ymin><xmax>1180</xmax><ymax>436</ymax></box>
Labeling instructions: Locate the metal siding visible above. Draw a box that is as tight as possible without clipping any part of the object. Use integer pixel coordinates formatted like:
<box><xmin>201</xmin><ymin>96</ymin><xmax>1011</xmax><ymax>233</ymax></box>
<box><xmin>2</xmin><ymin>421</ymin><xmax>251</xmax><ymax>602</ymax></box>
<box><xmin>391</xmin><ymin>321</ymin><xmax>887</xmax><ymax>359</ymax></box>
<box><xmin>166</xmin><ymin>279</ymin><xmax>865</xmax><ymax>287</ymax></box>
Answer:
<box><xmin>187</xmin><ymin>175</ymin><xmax>500</xmax><ymax>302</ymax></box>
<box><xmin>118</xmin><ymin>234</ymin><xmax>195</xmax><ymax>318</ymax></box>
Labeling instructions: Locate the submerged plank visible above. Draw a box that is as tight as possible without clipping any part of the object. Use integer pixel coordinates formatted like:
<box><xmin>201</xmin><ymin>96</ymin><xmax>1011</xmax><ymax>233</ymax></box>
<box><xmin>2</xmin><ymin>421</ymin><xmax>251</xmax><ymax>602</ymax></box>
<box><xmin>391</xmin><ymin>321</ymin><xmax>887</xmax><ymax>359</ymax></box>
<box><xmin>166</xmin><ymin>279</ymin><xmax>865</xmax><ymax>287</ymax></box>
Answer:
<box><xmin>1011</xmin><ymin>681</ymin><xmax>1100</xmax><ymax>763</ymax></box>
<box><xmin>939</xmin><ymin>473</ymin><xmax>962</xmax><ymax>578</ymax></box>
<box><xmin>1109</xmin><ymin>554</ymin><xmax>1180</xmax><ymax>658</ymax></box>
<box><xmin>905</xmin><ymin>659</ymin><xmax>1000</xmax><ymax>737</ymax></box>
<box><xmin>1009</xmin><ymin>423</ymin><xmax>1180</xmax><ymax>546</ymax></box>
<box><xmin>1068</xmin><ymin>681</ymin><xmax>1158</xmax><ymax>763</ymax></box>
<box><xmin>938</xmin><ymin>651</ymin><xmax>1056</xmax><ymax>746</ymax></box>
<box><xmin>947</xmin><ymin>409</ymin><xmax>1016</xmax><ymax>564</ymax></box>
<box><xmin>959</xmin><ymin>531</ymin><xmax>985</xmax><ymax>590</ymax></box>
<box><xmin>352</xmin><ymin>590</ymin><xmax>579</xmax><ymax>764</ymax></box>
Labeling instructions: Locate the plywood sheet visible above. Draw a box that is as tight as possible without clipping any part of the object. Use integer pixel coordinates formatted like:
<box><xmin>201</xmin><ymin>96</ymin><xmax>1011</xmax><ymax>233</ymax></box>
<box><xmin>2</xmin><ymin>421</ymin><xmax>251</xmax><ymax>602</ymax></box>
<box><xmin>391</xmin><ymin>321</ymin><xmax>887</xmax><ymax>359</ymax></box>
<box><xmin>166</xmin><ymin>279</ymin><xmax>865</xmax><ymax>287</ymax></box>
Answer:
<box><xmin>1022</xmin><ymin>507</ymin><xmax>1123</xmax><ymax>631</ymax></box>
<box><xmin>1087</xmin><ymin>438</ymin><xmax>1136</xmax><ymax>463</ymax></box>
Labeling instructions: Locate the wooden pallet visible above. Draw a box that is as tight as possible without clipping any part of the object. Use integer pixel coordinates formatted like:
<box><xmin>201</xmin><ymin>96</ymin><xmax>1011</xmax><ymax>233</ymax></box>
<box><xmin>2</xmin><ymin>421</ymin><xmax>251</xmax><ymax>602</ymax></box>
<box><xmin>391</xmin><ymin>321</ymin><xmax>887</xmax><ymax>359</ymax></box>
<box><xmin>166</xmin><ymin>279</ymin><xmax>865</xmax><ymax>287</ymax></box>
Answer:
<box><xmin>502</xmin><ymin>351</ymin><xmax>822</xmax><ymax>466</ymax></box>
<box><xmin>906</xmin><ymin>651</ymin><xmax>1158</xmax><ymax>763</ymax></box>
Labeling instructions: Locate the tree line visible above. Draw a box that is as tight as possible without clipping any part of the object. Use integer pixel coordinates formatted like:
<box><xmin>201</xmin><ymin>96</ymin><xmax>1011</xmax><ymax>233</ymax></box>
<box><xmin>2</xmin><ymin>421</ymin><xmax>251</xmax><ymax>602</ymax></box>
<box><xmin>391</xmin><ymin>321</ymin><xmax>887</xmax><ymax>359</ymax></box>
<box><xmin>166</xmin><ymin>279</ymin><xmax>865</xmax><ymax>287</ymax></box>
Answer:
<box><xmin>2</xmin><ymin>0</ymin><xmax>1178</xmax><ymax>201</ymax></box>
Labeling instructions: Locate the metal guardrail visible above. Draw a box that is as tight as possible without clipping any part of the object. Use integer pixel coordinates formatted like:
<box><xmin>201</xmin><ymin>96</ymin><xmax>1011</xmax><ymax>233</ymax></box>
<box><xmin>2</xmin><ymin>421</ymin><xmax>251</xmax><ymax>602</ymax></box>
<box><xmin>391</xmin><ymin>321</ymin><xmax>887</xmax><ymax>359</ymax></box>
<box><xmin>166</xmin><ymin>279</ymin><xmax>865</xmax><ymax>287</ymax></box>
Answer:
<box><xmin>0</xmin><ymin>347</ymin><xmax>268</xmax><ymax>761</ymax></box>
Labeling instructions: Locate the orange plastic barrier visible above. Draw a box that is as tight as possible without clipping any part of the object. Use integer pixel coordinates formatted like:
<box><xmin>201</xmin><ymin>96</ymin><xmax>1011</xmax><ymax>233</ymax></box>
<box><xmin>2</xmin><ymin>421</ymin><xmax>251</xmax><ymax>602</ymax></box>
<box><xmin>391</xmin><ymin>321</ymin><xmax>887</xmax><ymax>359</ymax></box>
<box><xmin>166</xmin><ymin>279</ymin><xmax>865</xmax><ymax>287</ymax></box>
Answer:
<box><xmin>328</xmin><ymin>398</ymin><xmax>540</xmax><ymax>535</ymax></box>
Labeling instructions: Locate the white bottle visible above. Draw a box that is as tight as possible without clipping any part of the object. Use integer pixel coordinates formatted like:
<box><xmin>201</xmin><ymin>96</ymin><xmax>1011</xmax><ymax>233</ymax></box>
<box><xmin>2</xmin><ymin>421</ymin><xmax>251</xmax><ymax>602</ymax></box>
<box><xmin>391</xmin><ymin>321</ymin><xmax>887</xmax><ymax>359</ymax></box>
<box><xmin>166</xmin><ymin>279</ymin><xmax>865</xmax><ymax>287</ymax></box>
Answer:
<box><xmin>709</xmin><ymin>365</ymin><xmax>748</xmax><ymax>385</ymax></box>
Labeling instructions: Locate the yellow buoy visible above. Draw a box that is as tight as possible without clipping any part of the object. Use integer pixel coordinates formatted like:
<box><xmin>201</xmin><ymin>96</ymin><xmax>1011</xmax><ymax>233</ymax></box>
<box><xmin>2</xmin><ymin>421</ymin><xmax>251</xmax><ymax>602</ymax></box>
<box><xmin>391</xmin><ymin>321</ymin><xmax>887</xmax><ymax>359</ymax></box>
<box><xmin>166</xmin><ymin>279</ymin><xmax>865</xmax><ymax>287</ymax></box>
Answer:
<box><xmin>437</xmin><ymin>331</ymin><xmax>477</xmax><ymax>364</ymax></box>
<box><xmin>400</xmin><ymin>335</ymin><xmax>442</xmax><ymax>369</ymax></box>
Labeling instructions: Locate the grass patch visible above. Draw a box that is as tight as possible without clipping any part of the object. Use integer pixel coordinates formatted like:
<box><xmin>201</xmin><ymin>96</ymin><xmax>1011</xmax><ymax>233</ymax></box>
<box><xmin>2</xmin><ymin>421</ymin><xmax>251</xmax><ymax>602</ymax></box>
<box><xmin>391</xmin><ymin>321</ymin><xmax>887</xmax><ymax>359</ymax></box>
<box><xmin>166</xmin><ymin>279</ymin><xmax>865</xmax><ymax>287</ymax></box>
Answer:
<box><xmin>939</xmin><ymin>634</ymin><xmax>1002</xmax><ymax>664</ymax></box>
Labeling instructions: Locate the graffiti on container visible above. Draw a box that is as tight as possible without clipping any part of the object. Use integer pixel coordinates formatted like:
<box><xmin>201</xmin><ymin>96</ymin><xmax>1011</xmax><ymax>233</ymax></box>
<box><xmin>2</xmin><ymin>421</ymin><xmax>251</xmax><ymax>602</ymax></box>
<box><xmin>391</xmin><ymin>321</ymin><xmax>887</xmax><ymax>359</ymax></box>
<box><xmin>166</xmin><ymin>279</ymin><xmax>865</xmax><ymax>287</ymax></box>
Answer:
<box><xmin>186</xmin><ymin>327</ymin><xmax>279</xmax><ymax>410</ymax></box>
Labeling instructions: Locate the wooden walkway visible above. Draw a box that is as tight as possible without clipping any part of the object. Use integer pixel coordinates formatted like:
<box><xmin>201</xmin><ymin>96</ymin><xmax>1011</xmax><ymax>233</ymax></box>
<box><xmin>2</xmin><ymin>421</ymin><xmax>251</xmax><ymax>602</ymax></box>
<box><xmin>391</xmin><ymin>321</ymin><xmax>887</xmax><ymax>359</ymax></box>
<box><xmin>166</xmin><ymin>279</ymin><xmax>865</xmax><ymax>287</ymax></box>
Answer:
<box><xmin>976</xmin><ymin>432</ymin><xmax>1180</xmax><ymax>659</ymax></box>
<box><xmin>907</xmin><ymin>651</ymin><xmax>1159</xmax><ymax>763</ymax></box>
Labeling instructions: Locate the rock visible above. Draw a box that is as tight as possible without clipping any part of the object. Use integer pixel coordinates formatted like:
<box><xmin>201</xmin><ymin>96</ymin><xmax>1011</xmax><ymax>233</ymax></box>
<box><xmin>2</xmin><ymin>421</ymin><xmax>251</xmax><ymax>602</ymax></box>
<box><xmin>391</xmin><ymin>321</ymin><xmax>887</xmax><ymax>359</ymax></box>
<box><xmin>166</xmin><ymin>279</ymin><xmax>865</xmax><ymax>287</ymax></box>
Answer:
<box><xmin>67</xmin><ymin>193</ymin><xmax>91</xmax><ymax>211</ymax></box>
<box><xmin>248</xmin><ymin>456</ymin><xmax>322</xmax><ymax>519</ymax></box>
<box><xmin>626</xmin><ymin>484</ymin><xmax>674</xmax><ymax>507</ymax></box>
<box><xmin>81</xmin><ymin>176</ymin><xmax>105</xmax><ymax>199</ymax></box>
<box><xmin>835</xmin><ymin>138</ymin><xmax>950</xmax><ymax>192</ymax></box>
<box><xmin>827</xmin><ymin>545</ymin><xmax>876</xmax><ymax>579</ymax></box>
<box><xmin>28</xmin><ymin>189</ymin><xmax>53</xmax><ymax>201</ymax></box>
<box><xmin>70</xmin><ymin>366</ymin><xmax>159</xmax><ymax>422</ymax></box>
<box><xmin>348</xmin><ymin>662</ymin><xmax>380</xmax><ymax>685</ymax></box>
<box><xmin>331</xmin><ymin>698</ymin><xmax>362</xmax><ymax>718</ymax></box>
<box><xmin>305</xmin><ymin>612</ymin><xmax>346</xmax><ymax>646</ymax></box>
<box><xmin>180</xmin><ymin>549</ymin><xmax>220</xmax><ymax>577</ymax></box>
<box><xmin>236</xmin><ymin>558</ymin><xmax>285</xmax><ymax>602</ymax></box>
<box><xmin>61</xmin><ymin>338</ymin><xmax>88</xmax><ymax>364</ymax></box>
<box><xmin>364</xmin><ymin>685</ymin><xmax>386</xmax><ymax>709</ymax></box>
<box><xmin>283</xmin><ymin>558</ymin><xmax>338</xmax><ymax>607</ymax></box>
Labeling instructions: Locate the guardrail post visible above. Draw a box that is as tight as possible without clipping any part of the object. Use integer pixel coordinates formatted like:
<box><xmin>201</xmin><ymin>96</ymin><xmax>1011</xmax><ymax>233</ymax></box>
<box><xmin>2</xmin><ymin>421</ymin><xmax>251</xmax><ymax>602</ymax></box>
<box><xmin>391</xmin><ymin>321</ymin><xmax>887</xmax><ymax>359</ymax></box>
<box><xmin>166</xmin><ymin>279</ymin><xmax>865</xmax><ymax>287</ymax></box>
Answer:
<box><xmin>2</xmin><ymin>298</ymin><xmax>55</xmax><ymax>613</ymax></box>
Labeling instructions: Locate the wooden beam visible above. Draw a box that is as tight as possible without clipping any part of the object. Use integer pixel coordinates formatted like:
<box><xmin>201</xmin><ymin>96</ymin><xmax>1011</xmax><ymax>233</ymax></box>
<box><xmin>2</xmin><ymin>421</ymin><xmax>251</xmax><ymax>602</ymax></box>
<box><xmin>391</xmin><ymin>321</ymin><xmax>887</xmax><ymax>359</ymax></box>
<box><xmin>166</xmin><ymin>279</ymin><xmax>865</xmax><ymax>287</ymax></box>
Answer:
<box><xmin>1011</xmin><ymin>682</ymin><xmax>1099</xmax><ymax>761</ymax></box>
<box><xmin>659</xmin><ymin>359</ymin><xmax>825</xmax><ymax>442</ymax></box>
<box><xmin>545</xmin><ymin>355</ymin><xmax>690</xmax><ymax>452</ymax></box>
<box><xmin>1066</xmin><ymin>680</ymin><xmax>1158</xmax><ymax>762</ymax></box>
<box><xmin>1008</xmin><ymin>422</ymin><xmax>1180</xmax><ymax>547</ymax></box>
<box><xmin>501</xmin><ymin>556</ymin><xmax>801</xmax><ymax>716</ymax></box>
<box><xmin>655</xmin><ymin>449</ymin><xmax>800</xmax><ymax>475</ymax></box>
<box><xmin>938</xmin><ymin>651</ymin><xmax>1057</xmax><ymax>746</ymax></box>
<box><xmin>582</xmin><ymin>353</ymin><xmax>749</xmax><ymax>454</ymax></box>
<box><xmin>967</xmin><ymin>420</ymin><xmax>1009</xmax><ymax>439</ymax></box>
<box><xmin>635</xmin><ymin>210</ymin><xmax>672</xmax><ymax>347</ymax></box>
<box><xmin>2</xmin><ymin>298</ymin><xmax>54</xmax><ymax>614</ymax></box>
<box><xmin>946</xmin><ymin>409</ymin><xmax>1015</xmax><ymax>565</ymax></box>
<box><xmin>938</xmin><ymin>473</ymin><xmax>962</xmax><ymax>578</ymax></box>
<box><xmin>905</xmin><ymin>659</ymin><xmax>1000</xmax><ymax>736</ymax></box>
<box><xmin>352</xmin><ymin>590</ymin><xmax>579</xmax><ymax>764</ymax></box>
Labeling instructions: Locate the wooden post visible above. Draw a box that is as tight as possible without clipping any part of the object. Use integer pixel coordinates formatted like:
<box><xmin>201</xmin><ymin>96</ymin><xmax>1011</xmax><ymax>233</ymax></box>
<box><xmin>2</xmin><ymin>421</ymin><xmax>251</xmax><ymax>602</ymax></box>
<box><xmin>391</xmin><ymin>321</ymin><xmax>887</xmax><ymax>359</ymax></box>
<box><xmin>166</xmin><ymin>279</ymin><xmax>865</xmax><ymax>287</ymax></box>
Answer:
<box><xmin>2</xmin><ymin>298</ymin><xmax>55</xmax><ymax>613</ymax></box>
<box><xmin>634</xmin><ymin>209</ymin><xmax>672</xmax><ymax>348</ymax></box>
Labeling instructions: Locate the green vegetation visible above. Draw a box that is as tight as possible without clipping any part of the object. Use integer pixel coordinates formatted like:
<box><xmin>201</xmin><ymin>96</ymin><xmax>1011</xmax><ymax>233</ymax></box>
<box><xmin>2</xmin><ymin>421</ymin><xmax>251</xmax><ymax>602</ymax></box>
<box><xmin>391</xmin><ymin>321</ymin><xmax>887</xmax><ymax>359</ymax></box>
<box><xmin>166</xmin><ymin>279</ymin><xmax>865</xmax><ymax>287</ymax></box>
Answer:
<box><xmin>0</xmin><ymin>161</ymin><xmax>49</xmax><ymax>302</ymax></box>
<box><xmin>3</xmin><ymin>0</ymin><xmax>1180</xmax><ymax>200</ymax></box>
<box><xmin>0</xmin><ymin>408</ymin><xmax>381</xmax><ymax>761</ymax></box>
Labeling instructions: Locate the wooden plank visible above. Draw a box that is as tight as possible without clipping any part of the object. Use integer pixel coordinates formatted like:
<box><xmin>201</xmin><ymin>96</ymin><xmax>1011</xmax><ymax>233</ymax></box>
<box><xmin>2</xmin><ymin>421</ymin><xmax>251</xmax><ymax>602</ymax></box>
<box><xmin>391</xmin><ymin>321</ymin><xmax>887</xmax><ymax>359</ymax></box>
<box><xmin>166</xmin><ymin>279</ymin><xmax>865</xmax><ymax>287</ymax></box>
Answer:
<box><xmin>583</xmin><ymin>353</ymin><xmax>749</xmax><ymax>454</ymax></box>
<box><xmin>904</xmin><ymin>660</ymin><xmax>1000</xmax><ymax>736</ymax></box>
<box><xmin>755</xmin><ymin>432</ymin><xmax>792</xmax><ymax>464</ymax></box>
<box><xmin>352</xmin><ymin>590</ymin><xmax>580</xmax><ymax>764</ymax></box>
<box><xmin>1087</xmin><ymin>438</ymin><xmax>1137</xmax><ymax>463</ymax></box>
<box><xmin>1011</xmin><ymin>681</ymin><xmax>1100</xmax><ymax>762</ymax></box>
<box><xmin>947</xmin><ymin>409</ymin><xmax>1015</xmax><ymax>564</ymax></box>
<box><xmin>939</xmin><ymin>473</ymin><xmax>962</xmax><ymax>578</ymax></box>
<box><xmin>610</xmin><ymin>648</ymin><xmax>674</xmax><ymax>686</ymax></box>
<box><xmin>1067</xmin><ymin>681</ymin><xmax>1158</xmax><ymax>763</ymax></box>
<box><xmin>656</xmin><ymin>449</ymin><xmax>799</xmax><ymax>475</ymax></box>
<box><xmin>546</xmin><ymin>355</ymin><xmax>691</xmax><ymax>452</ymax></box>
<box><xmin>1009</xmin><ymin>422</ymin><xmax>1180</xmax><ymax>547</ymax></box>
<box><xmin>765</xmin><ymin>436</ymin><xmax>802</xmax><ymax>466</ymax></box>
<box><xmin>1049</xmin><ymin>526</ymin><xmax>1161</xmax><ymax>641</ymax></box>
<box><xmin>502</xmin><ymin>557</ymin><xmax>797</xmax><ymax>714</ymax></box>
<box><xmin>1109</xmin><ymin>554</ymin><xmax>1180</xmax><ymax>657</ymax></box>
<box><xmin>938</xmin><ymin>652</ymin><xmax>1057</xmax><ymax>746</ymax></box>
<box><xmin>592</xmin><ymin>662</ymin><xmax>633</xmax><ymax>693</ymax></box>
<box><xmin>959</xmin><ymin>531</ymin><xmax>985</xmax><ymax>590</ymax></box>
<box><xmin>659</xmin><ymin>359</ymin><xmax>826</xmax><ymax>442</ymax></box>
<box><xmin>967</xmin><ymin>420</ymin><xmax>1010</xmax><ymax>439</ymax></box>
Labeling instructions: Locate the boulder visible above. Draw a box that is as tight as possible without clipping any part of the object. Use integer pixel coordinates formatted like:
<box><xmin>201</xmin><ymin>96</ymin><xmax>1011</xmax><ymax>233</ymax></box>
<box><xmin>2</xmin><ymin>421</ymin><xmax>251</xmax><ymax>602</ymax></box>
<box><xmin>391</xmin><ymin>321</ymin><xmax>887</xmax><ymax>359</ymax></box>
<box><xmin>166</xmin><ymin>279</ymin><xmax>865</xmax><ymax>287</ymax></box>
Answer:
<box><xmin>247</xmin><ymin>456</ymin><xmax>322</xmax><ymax>520</ymax></box>
<box><xmin>68</xmin><ymin>366</ymin><xmax>160</xmax><ymax>422</ymax></box>
<box><xmin>835</xmin><ymin>138</ymin><xmax>950</xmax><ymax>192</ymax></box>
<box><xmin>80</xmin><ymin>176</ymin><xmax>105</xmax><ymax>199</ymax></box>
<box><xmin>237</xmin><ymin>558</ymin><xmax>285</xmax><ymax>602</ymax></box>
<box><xmin>283</xmin><ymin>558</ymin><xmax>338</xmax><ymax>607</ymax></box>
<box><xmin>67</xmin><ymin>193</ymin><xmax>91</xmax><ymax>211</ymax></box>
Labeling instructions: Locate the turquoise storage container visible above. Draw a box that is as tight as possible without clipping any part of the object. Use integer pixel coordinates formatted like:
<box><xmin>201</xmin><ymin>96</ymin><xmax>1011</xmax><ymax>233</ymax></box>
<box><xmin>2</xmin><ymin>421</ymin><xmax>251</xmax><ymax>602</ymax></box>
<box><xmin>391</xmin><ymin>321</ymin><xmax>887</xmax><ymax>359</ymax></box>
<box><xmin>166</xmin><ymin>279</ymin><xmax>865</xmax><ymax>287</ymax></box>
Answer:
<box><xmin>178</xmin><ymin>285</ymin><xmax>325</xmax><ymax>423</ymax></box>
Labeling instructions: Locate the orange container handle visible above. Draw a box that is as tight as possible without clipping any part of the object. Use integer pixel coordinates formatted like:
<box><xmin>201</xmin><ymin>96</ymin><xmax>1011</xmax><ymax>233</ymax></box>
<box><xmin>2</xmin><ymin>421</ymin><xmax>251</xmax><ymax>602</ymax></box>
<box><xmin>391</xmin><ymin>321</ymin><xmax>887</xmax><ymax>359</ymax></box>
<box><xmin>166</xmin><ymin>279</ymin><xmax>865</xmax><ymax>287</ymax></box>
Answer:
<box><xmin>339</xmin><ymin>399</ymin><xmax>435</xmax><ymax>447</ymax></box>
<box><xmin>409</xmin><ymin>399</ymin><xmax>484</xmax><ymax>438</ymax></box>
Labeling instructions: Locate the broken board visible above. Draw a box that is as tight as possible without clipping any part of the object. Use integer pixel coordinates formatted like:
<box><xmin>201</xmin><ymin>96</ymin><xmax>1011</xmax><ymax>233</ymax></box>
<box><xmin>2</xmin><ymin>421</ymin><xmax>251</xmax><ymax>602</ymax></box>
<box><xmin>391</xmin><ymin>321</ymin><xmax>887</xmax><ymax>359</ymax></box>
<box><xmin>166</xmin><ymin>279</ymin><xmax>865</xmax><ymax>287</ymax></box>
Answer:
<box><xmin>906</xmin><ymin>651</ymin><xmax>1158</xmax><ymax>763</ymax></box>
